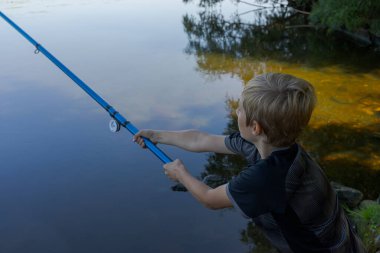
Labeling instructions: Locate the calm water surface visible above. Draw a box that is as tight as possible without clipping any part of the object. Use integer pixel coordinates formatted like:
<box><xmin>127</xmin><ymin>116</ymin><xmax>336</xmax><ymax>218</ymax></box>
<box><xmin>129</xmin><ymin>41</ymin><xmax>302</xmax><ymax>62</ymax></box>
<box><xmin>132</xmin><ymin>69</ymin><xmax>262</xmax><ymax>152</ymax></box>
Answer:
<box><xmin>0</xmin><ymin>0</ymin><xmax>379</xmax><ymax>252</ymax></box>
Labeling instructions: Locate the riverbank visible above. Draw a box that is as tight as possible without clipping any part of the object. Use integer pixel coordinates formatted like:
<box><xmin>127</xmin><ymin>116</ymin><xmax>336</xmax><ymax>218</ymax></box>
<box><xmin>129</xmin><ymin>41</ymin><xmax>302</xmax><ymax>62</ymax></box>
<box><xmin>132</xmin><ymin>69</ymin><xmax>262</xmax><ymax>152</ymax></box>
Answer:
<box><xmin>335</xmin><ymin>182</ymin><xmax>380</xmax><ymax>253</ymax></box>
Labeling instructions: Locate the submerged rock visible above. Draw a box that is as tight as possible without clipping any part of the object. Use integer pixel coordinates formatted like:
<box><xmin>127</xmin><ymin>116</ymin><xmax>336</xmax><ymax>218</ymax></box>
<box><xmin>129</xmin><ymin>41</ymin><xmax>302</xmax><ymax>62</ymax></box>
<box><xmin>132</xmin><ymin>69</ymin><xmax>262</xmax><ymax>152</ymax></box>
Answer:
<box><xmin>331</xmin><ymin>182</ymin><xmax>363</xmax><ymax>208</ymax></box>
<box><xmin>171</xmin><ymin>183</ymin><xmax>187</xmax><ymax>192</ymax></box>
<box><xmin>202</xmin><ymin>174</ymin><xmax>227</xmax><ymax>189</ymax></box>
<box><xmin>171</xmin><ymin>174</ymin><xmax>227</xmax><ymax>192</ymax></box>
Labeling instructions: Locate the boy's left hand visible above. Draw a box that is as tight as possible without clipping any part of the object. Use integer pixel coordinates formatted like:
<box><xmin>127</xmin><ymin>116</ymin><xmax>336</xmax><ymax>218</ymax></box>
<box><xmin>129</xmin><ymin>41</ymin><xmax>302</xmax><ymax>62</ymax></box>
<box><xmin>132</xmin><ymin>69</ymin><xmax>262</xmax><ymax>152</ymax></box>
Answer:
<box><xmin>163</xmin><ymin>159</ymin><xmax>187</xmax><ymax>182</ymax></box>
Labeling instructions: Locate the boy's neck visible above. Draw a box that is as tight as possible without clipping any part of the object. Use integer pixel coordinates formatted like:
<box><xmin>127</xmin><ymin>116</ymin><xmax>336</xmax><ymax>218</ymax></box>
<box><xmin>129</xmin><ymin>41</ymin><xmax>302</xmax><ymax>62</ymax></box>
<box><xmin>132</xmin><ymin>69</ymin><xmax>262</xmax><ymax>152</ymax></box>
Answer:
<box><xmin>255</xmin><ymin>140</ymin><xmax>294</xmax><ymax>159</ymax></box>
<box><xmin>254</xmin><ymin>140</ymin><xmax>277</xmax><ymax>159</ymax></box>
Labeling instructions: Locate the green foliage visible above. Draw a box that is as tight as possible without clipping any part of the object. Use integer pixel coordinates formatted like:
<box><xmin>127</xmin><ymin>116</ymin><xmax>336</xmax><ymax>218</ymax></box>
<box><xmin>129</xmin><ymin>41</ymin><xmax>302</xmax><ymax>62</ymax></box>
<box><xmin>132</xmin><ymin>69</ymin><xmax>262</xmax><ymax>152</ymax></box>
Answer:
<box><xmin>310</xmin><ymin>0</ymin><xmax>380</xmax><ymax>35</ymax></box>
<box><xmin>349</xmin><ymin>203</ymin><xmax>380</xmax><ymax>252</ymax></box>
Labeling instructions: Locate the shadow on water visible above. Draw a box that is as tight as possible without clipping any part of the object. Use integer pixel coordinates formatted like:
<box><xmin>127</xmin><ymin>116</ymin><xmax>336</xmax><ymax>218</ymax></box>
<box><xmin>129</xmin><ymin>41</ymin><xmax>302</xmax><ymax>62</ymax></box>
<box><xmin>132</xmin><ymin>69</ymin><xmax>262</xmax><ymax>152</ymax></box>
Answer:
<box><xmin>182</xmin><ymin>0</ymin><xmax>380</xmax><ymax>73</ymax></box>
<box><xmin>300</xmin><ymin>123</ymin><xmax>380</xmax><ymax>199</ymax></box>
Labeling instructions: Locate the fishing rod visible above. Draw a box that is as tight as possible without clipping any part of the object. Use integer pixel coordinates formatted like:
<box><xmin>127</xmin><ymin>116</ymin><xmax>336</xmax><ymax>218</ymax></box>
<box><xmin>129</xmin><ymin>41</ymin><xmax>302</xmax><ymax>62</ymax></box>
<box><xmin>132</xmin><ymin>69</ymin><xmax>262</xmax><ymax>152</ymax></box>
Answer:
<box><xmin>0</xmin><ymin>11</ymin><xmax>172</xmax><ymax>164</ymax></box>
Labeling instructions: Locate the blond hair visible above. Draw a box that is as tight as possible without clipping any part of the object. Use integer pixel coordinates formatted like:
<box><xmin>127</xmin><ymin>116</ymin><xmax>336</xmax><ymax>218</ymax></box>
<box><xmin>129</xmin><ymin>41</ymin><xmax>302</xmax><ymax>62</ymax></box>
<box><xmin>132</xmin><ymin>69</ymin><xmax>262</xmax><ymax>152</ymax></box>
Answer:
<box><xmin>242</xmin><ymin>73</ymin><xmax>316</xmax><ymax>147</ymax></box>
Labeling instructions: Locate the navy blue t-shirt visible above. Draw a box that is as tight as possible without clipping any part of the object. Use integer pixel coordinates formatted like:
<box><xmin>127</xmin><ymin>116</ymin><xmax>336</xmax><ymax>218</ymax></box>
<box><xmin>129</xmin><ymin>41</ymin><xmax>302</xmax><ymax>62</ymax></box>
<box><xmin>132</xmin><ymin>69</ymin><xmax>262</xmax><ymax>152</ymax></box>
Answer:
<box><xmin>226</xmin><ymin>140</ymin><xmax>297</xmax><ymax>218</ymax></box>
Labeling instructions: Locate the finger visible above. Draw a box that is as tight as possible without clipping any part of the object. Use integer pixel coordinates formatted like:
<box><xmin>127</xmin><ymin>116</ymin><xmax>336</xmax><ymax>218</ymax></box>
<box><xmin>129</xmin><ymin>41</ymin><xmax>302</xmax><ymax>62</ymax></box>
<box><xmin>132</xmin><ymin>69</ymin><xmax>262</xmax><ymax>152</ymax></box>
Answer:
<box><xmin>133</xmin><ymin>130</ymin><xmax>145</xmax><ymax>141</ymax></box>
<box><xmin>132</xmin><ymin>133</ymin><xmax>140</xmax><ymax>142</ymax></box>
<box><xmin>138</xmin><ymin>140</ymin><xmax>146</xmax><ymax>148</ymax></box>
<box><xmin>132</xmin><ymin>136</ymin><xmax>146</xmax><ymax>149</ymax></box>
<box><xmin>164</xmin><ymin>161</ymin><xmax>175</xmax><ymax>169</ymax></box>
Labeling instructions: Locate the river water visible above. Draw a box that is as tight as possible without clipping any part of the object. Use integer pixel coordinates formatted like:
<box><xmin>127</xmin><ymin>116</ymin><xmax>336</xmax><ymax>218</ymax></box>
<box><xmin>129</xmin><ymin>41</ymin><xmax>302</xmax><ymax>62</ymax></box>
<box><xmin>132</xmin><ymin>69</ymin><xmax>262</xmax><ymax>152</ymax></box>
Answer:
<box><xmin>0</xmin><ymin>0</ymin><xmax>379</xmax><ymax>252</ymax></box>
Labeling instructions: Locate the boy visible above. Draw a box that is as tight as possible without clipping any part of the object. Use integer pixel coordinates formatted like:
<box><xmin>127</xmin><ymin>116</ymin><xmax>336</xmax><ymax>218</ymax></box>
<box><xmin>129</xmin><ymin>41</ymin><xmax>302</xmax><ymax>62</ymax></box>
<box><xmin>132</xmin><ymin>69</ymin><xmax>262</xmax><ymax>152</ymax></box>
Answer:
<box><xmin>133</xmin><ymin>73</ymin><xmax>365</xmax><ymax>252</ymax></box>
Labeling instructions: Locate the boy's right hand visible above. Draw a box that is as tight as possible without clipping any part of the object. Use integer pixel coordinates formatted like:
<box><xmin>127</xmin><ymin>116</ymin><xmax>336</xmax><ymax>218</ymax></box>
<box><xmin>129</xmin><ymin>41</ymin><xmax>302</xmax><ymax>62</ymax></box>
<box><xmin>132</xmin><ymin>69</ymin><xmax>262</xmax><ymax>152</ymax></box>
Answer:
<box><xmin>133</xmin><ymin>130</ymin><xmax>159</xmax><ymax>149</ymax></box>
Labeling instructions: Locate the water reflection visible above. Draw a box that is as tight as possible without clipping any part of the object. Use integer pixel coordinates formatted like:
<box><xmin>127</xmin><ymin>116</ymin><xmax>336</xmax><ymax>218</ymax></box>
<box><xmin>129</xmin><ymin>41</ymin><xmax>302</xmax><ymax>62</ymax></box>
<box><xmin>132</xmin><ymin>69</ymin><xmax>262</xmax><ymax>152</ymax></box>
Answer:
<box><xmin>183</xmin><ymin>0</ymin><xmax>380</xmax><ymax>72</ymax></box>
<box><xmin>0</xmin><ymin>1</ymin><xmax>250</xmax><ymax>252</ymax></box>
<box><xmin>301</xmin><ymin>123</ymin><xmax>380</xmax><ymax>198</ymax></box>
<box><xmin>240</xmin><ymin>222</ymin><xmax>277</xmax><ymax>253</ymax></box>
<box><xmin>183</xmin><ymin>0</ymin><xmax>223</xmax><ymax>7</ymax></box>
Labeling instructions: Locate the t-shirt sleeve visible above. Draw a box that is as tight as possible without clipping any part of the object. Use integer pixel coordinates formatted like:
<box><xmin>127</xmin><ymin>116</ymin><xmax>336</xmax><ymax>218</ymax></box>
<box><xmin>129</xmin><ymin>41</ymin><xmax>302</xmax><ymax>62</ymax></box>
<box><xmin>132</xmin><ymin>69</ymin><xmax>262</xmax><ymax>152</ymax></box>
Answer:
<box><xmin>226</xmin><ymin>162</ymin><xmax>285</xmax><ymax>219</ymax></box>
<box><xmin>224</xmin><ymin>132</ymin><xmax>257</xmax><ymax>159</ymax></box>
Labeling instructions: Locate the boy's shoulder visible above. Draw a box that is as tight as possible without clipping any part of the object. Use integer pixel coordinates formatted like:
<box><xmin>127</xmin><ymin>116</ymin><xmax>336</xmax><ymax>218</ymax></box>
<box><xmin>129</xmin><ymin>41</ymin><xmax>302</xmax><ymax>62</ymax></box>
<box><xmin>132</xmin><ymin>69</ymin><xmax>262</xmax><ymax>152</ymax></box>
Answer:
<box><xmin>224</xmin><ymin>132</ymin><xmax>260</xmax><ymax>162</ymax></box>
<box><xmin>247</xmin><ymin>143</ymin><xmax>299</xmax><ymax>181</ymax></box>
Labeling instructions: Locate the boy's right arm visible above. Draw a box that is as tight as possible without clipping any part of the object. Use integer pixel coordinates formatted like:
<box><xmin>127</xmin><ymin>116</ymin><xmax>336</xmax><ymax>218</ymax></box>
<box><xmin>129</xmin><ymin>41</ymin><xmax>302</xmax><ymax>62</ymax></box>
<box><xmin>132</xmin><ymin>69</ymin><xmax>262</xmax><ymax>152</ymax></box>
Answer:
<box><xmin>133</xmin><ymin>130</ymin><xmax>234</xmax><ymax>154</ymax></box>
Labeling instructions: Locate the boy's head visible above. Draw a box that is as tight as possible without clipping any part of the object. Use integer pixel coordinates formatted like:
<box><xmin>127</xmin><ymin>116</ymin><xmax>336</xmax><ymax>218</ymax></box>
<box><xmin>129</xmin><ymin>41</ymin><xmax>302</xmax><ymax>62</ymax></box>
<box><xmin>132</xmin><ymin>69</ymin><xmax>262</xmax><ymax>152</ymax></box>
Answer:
<box><xmin>240</xmin><ymin>73</ymin><xmax>316</xmax><ymax>147</ymax></box>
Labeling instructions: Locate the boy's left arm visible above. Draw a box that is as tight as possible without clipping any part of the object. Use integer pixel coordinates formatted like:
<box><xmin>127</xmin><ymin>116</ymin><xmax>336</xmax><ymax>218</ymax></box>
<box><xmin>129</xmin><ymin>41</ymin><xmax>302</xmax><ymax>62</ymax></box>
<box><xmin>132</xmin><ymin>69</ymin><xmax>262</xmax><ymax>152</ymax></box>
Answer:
<box><xmin>164</xmin><ymin>159</ymin><xmax>232</xmax><ymax>210</ymax></box>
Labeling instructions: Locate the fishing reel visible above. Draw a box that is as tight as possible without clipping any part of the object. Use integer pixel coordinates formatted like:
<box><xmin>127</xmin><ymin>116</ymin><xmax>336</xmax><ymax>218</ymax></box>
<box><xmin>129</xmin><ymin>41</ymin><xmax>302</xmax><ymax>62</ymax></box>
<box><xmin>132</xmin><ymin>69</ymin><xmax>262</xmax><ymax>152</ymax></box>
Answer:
<box><xmin>109</xmin><ymin>119</ymin><xmax>121</xmax><ymax>133</ymax></box>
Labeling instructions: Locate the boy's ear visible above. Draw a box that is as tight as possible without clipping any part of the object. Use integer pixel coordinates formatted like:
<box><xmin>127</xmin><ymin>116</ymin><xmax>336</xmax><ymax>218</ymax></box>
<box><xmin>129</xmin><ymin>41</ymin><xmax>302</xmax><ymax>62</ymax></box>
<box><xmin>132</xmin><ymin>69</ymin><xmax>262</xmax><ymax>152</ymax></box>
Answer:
<box><xmin>251</xmin><ymin>121</ymin><xmax>263</xmax><ymax>136</ymax></box>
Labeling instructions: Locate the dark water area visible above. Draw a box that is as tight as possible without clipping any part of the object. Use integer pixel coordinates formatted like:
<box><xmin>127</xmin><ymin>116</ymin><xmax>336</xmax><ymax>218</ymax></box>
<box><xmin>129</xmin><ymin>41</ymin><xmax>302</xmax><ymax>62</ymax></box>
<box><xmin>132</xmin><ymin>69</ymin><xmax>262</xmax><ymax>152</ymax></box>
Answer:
<box><xmin>0</xmin><ymin>0</ymin><xmax>379</xmax><ymax>252</ymax></box>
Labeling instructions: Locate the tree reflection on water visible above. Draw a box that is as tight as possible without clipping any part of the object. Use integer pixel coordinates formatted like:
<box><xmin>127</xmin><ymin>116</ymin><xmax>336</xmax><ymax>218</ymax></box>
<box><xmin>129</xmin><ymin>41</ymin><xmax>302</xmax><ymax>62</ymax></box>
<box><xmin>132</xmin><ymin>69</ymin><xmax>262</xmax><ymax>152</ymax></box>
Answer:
<box><xmin>183</xmin><ymin>0</ymin><xmax>380</xmax><ymax>72</ymax></box>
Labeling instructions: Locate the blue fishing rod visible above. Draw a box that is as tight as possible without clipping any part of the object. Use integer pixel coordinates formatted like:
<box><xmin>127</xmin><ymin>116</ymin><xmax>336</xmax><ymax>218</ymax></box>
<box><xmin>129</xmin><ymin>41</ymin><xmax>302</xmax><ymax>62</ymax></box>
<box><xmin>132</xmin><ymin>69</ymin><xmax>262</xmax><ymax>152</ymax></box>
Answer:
<box><xmin>0</xmin><ymin>11</ymin><xmax>172</xmax><ymax>164</ymax></box>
